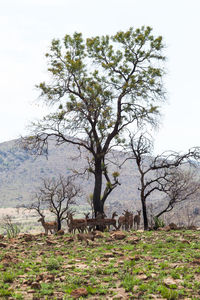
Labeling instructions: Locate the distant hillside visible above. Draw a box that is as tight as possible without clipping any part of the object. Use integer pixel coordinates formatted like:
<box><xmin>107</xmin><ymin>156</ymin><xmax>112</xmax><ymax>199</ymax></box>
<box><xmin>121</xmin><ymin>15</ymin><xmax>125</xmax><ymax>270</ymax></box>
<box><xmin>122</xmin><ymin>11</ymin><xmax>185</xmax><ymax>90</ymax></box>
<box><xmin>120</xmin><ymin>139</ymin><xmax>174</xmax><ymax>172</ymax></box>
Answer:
<box><xmin>0</xmin><ymin>138</ymin><xmax>199</xmax><ymax>226</ymax></box>
<box><xmin>0</xmin><ymin>138</ymin><xmax>140</xmax><ymax>210</ymax></box>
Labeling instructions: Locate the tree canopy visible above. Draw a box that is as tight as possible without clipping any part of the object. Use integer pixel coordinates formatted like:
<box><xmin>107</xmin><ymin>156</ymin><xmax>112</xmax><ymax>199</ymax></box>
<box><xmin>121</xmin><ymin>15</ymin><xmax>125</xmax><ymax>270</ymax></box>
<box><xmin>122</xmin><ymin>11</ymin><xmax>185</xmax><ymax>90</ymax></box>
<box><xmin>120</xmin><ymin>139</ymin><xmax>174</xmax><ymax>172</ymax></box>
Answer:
<box><xmin>23</xmin><ymin>26</ymin><xmax>166</xmax><ymax>215</ymax></box>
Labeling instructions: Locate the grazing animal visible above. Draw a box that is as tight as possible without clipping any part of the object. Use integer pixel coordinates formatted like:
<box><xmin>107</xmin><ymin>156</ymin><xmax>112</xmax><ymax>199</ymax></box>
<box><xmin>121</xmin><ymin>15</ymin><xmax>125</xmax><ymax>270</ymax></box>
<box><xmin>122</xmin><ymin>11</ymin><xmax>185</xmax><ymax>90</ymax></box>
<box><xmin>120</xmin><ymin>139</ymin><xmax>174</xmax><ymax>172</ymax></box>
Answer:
<box><xmin>38</xmin><ymin>216</ymin><xmax>58</xmax><ymax>235</ymax></box>
<box><xmin>84</xmin><ymin>212</ymin><xmax>117</xmax><ymax>231</ymax></box>
<box><xmin>118</xmin><ymin>210</ymin><xmax>133</xmax><ymax>230</ymax></box>
<box><xmin>84</xmin><ymin>213</ymin><xmax>96</xmax><ymax>232</ymax></box>
<box><xmin>134</xmin><ymin>210</ymin><xmax>141</xmax><ymax>230</ymax></box>
<box><xmin>103</xmin><ymin>212</ymin><xmax>118</xmax><ymax>230</ymax></box>
<box><xmin>77</xmin><ymin>232</ymin><xmax>96</xmax><ymax>244</ymax></box>
<box><xmin>67</xmin><ymin>213</ymin><xmax>87</xmax><ymax>234</ymax></box>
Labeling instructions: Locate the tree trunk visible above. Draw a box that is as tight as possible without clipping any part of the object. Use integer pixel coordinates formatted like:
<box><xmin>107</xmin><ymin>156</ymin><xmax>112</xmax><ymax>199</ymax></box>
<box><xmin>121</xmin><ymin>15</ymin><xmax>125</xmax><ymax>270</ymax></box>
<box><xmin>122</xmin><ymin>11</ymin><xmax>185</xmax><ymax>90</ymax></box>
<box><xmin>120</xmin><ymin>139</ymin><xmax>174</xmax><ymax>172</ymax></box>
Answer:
<box><xmin>57</xmin><ymin>216</ymin><xmax>61</xmax><ymax>231</ymax></box>
<box><xmin>141</xmin><ymin>196</ymin><xmax>149</xmax><ymax>230</ymax></box>
<box><xmin>93</xmin><ymin>158</ymin><xmax>103</xmax><ymax>216</ymax></box>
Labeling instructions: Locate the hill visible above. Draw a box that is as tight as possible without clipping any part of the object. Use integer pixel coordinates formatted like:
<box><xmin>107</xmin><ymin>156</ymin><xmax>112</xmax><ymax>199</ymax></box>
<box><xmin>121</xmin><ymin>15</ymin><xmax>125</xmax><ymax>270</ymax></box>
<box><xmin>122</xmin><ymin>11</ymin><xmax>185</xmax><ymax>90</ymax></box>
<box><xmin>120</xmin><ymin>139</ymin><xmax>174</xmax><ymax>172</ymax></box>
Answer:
<box><xmin>0</xmin><ymin>138</ymin><xmax>199</xmax><ymax>227</ymax></box>
<box><xmin>0</xmin><ymin>138</ymin><xmax>140</xmax><ymax>210</ymax></box>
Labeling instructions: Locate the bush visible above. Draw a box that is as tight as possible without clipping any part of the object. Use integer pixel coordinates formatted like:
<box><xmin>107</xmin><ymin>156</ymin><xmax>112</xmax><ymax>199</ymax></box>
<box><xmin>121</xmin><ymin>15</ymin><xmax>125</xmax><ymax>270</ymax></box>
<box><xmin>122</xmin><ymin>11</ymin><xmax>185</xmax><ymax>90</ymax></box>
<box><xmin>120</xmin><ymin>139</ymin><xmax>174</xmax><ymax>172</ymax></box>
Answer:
<box><xmin>153</xmin><ymin>217</ymin><xmax>165</xmax><ymax>230</ymax></box>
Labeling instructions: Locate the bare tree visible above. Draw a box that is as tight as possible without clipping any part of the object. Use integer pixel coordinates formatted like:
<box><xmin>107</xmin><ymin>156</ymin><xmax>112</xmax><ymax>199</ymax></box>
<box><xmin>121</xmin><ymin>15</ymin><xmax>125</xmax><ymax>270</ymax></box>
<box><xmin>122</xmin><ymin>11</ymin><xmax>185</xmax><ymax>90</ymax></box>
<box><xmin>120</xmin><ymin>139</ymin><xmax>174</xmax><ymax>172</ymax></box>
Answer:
<box><xmin>155</xmin><ymin>168</ymin><xmax>200</xmax><ymax>219</ymax></box>
<box><xmin>124</xmin><ymin>132</ymin><xmax>200</xmax><ymax>230</ymax></box>
<box><xmin>24</xmin><ymin>175</ymin><xmax>80</xmax><ymax>230</ymax></box>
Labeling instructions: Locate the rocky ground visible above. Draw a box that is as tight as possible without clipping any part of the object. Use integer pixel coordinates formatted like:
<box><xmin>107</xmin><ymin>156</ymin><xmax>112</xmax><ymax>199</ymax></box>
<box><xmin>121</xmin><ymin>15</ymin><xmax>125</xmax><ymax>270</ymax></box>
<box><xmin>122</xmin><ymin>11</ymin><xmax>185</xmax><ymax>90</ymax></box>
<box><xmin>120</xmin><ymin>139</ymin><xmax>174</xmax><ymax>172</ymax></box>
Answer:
<box><xmin>0</xmin><ymin>229</ymin><xmax>200</xmax><ymax>299</ymax></box>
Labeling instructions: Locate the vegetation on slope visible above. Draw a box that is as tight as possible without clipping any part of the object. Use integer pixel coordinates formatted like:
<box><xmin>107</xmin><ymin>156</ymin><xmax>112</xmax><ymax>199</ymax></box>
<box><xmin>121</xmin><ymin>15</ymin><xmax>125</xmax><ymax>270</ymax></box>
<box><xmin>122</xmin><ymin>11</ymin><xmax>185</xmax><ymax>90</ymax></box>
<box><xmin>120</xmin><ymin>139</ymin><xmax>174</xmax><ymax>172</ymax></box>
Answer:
<box><xmin>0</xmin><ymin>230</ymin><xmax>200</xmax><ymax>299</ymax></box>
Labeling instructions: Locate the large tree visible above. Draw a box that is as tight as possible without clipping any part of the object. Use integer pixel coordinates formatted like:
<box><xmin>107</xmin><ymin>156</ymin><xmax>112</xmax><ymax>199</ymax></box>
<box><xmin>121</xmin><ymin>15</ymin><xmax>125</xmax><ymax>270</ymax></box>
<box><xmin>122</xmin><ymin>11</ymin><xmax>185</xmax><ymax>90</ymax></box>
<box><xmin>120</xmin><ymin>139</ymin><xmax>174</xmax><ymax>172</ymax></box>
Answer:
<box><xmin>23</xmin><ymin>26</ymin><xmax>166</xmax><ymax>216</ymax></box>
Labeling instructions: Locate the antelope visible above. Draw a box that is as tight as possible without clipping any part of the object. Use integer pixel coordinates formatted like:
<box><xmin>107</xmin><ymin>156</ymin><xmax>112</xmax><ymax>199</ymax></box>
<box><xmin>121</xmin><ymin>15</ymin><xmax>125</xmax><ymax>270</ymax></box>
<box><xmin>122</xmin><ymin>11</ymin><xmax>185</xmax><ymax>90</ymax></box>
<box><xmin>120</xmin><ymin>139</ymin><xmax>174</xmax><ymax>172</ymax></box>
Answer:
<box><xmin>84</xmin><ymin>212</ymin><xmax>107</xmax><ymax>231</ymax></box>
<box><xmin>118</xmin><ymin>210</ymin><xmax>133</xmax><ymax>231</ymax></box>
<box><xmin>134</xmin><ymin>210</ymin><xmax>141</xmax><ymax>230</ymax></box>
<box><xmin>84</xmin><ymin>213</ymin><xmax>96</xmax><ymax>232</ymax></box>
<box><xmin>38</xmin><ymin>216</ymin><xmax>58</xmax><ymax>235</ymax></box>
<box><xmin>102</xmin><ymin>211</ymin><xmax>118</xmax><ymax>230</ymax></box>
<box><xmin>77</xmin><ymin>232</ymin><xmax>96</xmax><ymax>245</ymax></box>
<box><xmin>67</xmin><ymin>213</ymin><xmax>87</xmax><ymax>234</ymax></box>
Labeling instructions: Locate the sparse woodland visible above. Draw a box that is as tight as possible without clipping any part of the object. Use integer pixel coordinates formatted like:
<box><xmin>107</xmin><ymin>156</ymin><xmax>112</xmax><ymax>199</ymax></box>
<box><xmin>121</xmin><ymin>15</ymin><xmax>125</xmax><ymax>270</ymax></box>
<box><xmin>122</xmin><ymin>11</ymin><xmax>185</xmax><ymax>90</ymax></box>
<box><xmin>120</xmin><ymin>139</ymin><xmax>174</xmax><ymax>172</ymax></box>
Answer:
<box><xmin>0</xmin><ymin>26</ymin><xmax>200</xmax><ymax>299</ymax></box>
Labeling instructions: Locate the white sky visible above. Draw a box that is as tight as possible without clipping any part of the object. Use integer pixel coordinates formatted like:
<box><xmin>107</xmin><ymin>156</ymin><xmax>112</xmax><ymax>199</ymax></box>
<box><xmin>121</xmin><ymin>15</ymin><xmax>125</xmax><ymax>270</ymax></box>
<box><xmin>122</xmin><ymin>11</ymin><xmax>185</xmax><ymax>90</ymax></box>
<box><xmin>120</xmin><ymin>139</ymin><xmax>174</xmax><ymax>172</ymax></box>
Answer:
<box><xmin>0</xmin><ymin>0</ymin><xmax>200</xmax><ymax>154</ymax></box>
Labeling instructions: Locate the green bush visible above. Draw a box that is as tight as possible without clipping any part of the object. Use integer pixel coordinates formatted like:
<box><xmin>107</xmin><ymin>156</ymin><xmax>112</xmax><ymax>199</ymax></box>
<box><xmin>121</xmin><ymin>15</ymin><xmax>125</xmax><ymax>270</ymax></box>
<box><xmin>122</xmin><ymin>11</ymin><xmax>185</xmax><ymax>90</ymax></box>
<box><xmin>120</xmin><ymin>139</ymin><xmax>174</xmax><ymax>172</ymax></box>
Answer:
<box><xmin>46</xmin><ymin>258</ymin><xmax>60</xmax><ymax>271</ymax></box>
<box><xmin>154</xmin><ymin>217</ymin><xmax>165</xmax><ymax>229</ymax></box>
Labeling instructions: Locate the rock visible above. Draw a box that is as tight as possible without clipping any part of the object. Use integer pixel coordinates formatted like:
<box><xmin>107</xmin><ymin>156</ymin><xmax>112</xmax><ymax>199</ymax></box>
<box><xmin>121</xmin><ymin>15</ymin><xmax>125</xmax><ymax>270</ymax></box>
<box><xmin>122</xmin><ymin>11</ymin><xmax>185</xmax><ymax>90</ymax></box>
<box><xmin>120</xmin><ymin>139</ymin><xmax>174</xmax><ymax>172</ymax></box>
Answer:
<box><xmin>31</xmin><ymin>282</ymin><xmax>41</xmax><ymax>290</ymax></box>
<box><xmin>157</xmin><ymin>225</ymin><xmax>170</xmax><ymax>231</ymax></box>
<box><xmin>70</xmin><ymin>287</ymin><xmax>88</xmax><ymax>298</ymax></box>
<box><xmin>0</xmin><ymin>242</ymin><xmax>7</xmax><ymax>248</ymax></box>
<box><xmin>187</xmin><ymin>225</ymin><xmax>197</xmax><ymax>230</ymax></box>
<box><xmin>192</xmin><ymin>258</ymin><xmax>200</xmax><ymax>265</ymax></box>
<box><xmin>126</xmin><ymin>236</ymin><xmax>140</xmax><ymax>244</ymax></box>
<box><xmin>56</xmin><ymin>229</ymin><xmax>65</xmax><ymax>235</ymax></box>
<box><xmin>65</xmin><ymin>236</ymin><xmax>74</xmax><ymax>243</ymax></box>
<box><xmin>46</xmin><ymin>239</ymin><xmax>57</xmax><ymax>245</ymax></box>
<box><xmin>133</xmin><ymin>255</ymin><xmax>142</xmax><ymax>261</ymax></box>
<box><xmin>112</xmin><ymin>287</ymin><xmax>129</xmax><ymax>299</ymax></box>
<box><xmin>137</xmin><ymin>274</ymin><xmax>148</xmax><ymax>280</ymax></box>
<box><xmin>169</xmin><ymin>223</ymin><xmax>178</xmax><ymax>230</ymax></box>
<box><xmin>93</xmin><ymin>231</ymin><xmax>104</xmax><ymax>238</ymax></box>
<box><xmin>104</xmin><ymin>252</ymin><xmax>114</xmax><ymax>258</ymax></box>
<box><xmin>163</xmin><ymin>277</ymin><xmax>177</xmax><ymax>288</ymax></box>
<box><xmin>23</xmin><ymin>234</ymin><xmax>35</xmax><ymax>242</ymax></box>
<box><xmin>111</xmin><ymin>231</ymin><xmax>126</xmax><ymax>240</ymax></box>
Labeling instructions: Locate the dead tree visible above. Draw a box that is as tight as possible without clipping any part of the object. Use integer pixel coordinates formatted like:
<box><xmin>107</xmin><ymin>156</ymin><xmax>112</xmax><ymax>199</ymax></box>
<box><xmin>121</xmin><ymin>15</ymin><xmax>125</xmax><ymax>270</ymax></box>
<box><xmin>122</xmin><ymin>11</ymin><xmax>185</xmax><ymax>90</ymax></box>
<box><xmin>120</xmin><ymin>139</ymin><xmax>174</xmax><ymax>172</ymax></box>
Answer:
<box><xmin>122</xmin><ymin>131</ymin><xmax>200</xmax><ymax>230</ymax></box>
<box><xmin>22</xmin><ymin>175</ymin><xmax>80</xmax><ymax>231</ymax></box>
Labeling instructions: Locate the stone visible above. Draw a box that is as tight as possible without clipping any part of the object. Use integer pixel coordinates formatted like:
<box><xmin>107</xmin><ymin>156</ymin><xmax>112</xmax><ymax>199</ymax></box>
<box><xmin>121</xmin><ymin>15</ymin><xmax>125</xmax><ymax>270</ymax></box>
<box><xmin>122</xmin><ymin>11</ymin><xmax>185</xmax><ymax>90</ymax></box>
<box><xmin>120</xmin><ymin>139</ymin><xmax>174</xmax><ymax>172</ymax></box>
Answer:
<box><xmin>31</xmin><ymin>282</ymin><xmax>41</xmax><ymax>290</ymax></box>
<box><xmin>163</xmin><ymin>277</ymin><xmax>177</xmax><ymax>288</ymax></box>
<box><xmin>169</xmin><ymin>223</ymin><xmax>178</xmax><ymax>230</ymax></box>
<box><xmin>93</xmin><ymin>230</ymin><xmax>104</xmax><ymax>238</ymax></box>
<box><xmin>158</xmin><ymin>225</ymin><xmax>170</xmax><ymax>231</ymax></box>
<box><xmin>126</xmin><ymin>236</ymin><xmax>140</xmax><ymax>244</ymax></box>
<box><xmin>23</xmin><ymin>234</ymin><xmax>34</xmax><ymax>242</ymax></box>
<box><xmin>56</xmin><ymin>229</ymin><xmax>65</xmax><ymax>235</ymax></box>
<box><xmin>188</xmin><ymin>225</ymin><xmax>197</xmax><ymax>230</ymax></box>
<box><xmin>111</xmin><ymin>231</ymin><xmax>126</xmax><ymax>240</ymax></box>
<box><xmin>46</xmin><ymin>239</ymin><xmax>57</xmax><ymax>245</ymax></box>
<box><xmin>70</xmin><ymin>287</ymin><xmax>88</xmax><ymax>298</ymax></box>
<box><xmin>104</xmin><ymin>252</ymin><xmax>114</xmax><ymax>258</ymax></box>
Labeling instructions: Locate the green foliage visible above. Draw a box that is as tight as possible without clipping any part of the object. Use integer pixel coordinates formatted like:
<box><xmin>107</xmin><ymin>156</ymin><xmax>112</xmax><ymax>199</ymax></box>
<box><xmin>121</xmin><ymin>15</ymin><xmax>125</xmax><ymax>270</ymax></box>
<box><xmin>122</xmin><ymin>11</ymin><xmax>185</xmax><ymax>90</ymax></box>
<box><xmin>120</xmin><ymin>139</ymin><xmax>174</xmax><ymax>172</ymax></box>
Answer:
<box><xmin>122</xmin><ymin>274</ymin><xmax>140</xmax><ymax>292</ymax></box>
<box><xmin>46</xmin><ymin>258</ymin><xmax>60</xmax><ymax>271</ymax></box>
<box><xmin>157</xmin><ymin>285</ymin><xmax>179</xmax><ymax>300</ymax></box>
<box><xmin>6</xmin><ymin>223</ymin><xmax>20</xmax><ymax>239</ymax></box>
<box><xmin>3</xmin><ymin>271</ymin><xmax>15</xmax><ymax>283</ymax></box>
<box><xmin>0</xmin><ymin>288</ymin><xmax>12</xmax><ymax>297</ymax></box>
<box><xmin>31</xmin><ymin>26</ymin><xmax>166</xmax><ymax>158</ymax></box>
<box><xmin>154</xmin><ymin>216</ymin><xmax>165</xmax><ymax>229</ymax></box>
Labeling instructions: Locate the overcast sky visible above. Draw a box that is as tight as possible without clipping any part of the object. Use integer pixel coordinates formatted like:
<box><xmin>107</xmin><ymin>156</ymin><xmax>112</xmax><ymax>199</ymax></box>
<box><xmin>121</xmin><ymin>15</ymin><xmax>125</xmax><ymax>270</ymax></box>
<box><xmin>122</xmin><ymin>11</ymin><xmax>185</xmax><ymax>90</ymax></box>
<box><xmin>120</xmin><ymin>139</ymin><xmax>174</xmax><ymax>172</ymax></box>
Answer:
<box><xmin>0</xmin><ymin>0</ymin><xmax>200</xmax><ymax>154</ymax></box>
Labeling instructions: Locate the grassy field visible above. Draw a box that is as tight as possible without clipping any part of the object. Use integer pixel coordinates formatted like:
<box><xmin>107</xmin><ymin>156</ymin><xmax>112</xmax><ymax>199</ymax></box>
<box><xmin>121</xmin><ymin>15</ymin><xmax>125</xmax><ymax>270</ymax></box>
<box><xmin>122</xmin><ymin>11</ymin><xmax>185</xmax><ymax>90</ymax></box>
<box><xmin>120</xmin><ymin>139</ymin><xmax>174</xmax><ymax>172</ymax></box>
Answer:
<box><xmin>0</xmin><ymin>229</ymin><xmax>200</xmax><ymax>299</ymax></box>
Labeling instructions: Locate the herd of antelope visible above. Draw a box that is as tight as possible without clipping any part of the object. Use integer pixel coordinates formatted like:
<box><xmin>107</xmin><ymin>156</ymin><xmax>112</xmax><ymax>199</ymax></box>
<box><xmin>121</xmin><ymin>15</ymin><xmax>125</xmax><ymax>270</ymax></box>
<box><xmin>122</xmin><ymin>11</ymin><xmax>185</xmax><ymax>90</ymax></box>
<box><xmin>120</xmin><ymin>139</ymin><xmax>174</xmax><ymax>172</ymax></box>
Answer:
<box><xmin>38</xmin><ymin>209</ymin><xmax>141</xmax><ymax>235</ymax></box>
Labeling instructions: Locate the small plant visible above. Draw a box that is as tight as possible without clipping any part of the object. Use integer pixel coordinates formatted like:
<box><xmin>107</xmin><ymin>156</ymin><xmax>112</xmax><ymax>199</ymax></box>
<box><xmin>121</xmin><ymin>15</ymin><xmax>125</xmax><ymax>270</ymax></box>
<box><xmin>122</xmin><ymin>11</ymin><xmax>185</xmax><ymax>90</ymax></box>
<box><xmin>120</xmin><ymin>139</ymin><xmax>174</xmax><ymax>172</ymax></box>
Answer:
<box><xmin>157</xmin><ymin>285</ymin><xmax>179</xmax><ymax>300</ymax></box>
<box><xmin>1</xmin><ymin>215</ymin><xmax>20</xmax><ymax>238</ymax></box>
<box><xmin>122</xmin><ymin>274</ymin><xmax>140</xmax><ymax>292</ymax></box>
<box><xmin>0</xmin><ymin>288</ymin><xmax>12</xmax><ymax>297</ymax></box>
<box><xmin>153</xmin><ymin>217</ymin><xmax>165</xmax><ymax>229</ymax></box>
<box><xmin>3</xmin><ymin>272</ymin><xmax>15</xmax><ymax>283</ymax></box>
<box><xmin>46</xmin><ymin>258</ymin><xmax>60</xmax><ymax>271</ymax></box>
